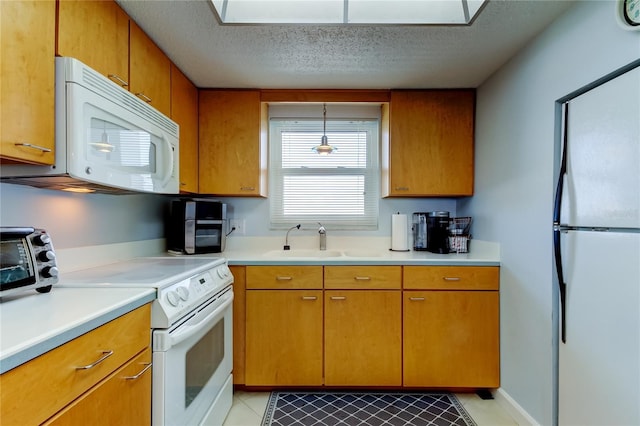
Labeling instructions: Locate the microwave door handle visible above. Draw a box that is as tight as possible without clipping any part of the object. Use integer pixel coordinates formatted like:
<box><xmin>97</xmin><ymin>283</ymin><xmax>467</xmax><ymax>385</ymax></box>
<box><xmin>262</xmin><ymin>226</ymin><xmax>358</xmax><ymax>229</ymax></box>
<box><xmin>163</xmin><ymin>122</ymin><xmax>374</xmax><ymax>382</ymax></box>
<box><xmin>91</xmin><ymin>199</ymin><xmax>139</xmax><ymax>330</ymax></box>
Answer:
<box><xmin>160</xmin><ymin>135</ymin><xmax>175</xmax><ymax>189</ymax></box>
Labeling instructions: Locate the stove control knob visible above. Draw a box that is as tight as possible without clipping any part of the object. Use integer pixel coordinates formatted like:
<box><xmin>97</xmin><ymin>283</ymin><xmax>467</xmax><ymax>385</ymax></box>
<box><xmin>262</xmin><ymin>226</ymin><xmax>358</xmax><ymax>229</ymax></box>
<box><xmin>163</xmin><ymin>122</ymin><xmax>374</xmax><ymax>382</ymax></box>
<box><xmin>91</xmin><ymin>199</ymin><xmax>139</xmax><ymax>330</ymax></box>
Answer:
<box><xmin>217</xmin><ymin>266</ymin><xmax>230</xmax><ymax>279</ymax></box>
<box><xmin>176</xmin><ymin>286</ymin><xmax>189</xmax><ymax>301</ymax></box>
<box><xmin>166</xmin><ymin>291</ymin><xmax>180</xmax><ymax>307</ymax></box>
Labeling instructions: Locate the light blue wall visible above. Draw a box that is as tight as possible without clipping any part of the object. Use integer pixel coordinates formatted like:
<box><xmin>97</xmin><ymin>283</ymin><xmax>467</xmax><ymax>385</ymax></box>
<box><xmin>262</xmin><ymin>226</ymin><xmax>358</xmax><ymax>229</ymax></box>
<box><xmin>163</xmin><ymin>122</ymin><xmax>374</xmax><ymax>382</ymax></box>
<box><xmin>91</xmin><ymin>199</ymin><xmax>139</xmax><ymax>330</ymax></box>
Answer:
<box><xmin>458</xmin><ymin>1</ymin><xmax>639</xmax><ymax>424</ymax></box>
<box><xmin>218</xmin><ymin>196</ymin><xmax>457</xmax><ymax>237</ymax></box>
<box><xmin>0</xmin><ymin>182</ymin><xmax>458</xmax><ymax>249</ymax></box>
<box><xmin>0</xmin><ymin>183</ymin><xmax>168</xmax><ymax>249</ymax></box>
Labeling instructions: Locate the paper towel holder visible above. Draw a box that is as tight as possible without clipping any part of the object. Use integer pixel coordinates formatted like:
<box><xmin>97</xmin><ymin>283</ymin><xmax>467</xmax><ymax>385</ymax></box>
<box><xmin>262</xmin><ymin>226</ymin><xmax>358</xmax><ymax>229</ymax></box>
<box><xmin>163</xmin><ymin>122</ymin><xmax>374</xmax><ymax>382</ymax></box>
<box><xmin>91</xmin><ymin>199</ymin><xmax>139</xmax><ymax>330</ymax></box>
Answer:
<box><xmin>390</xmin><ymin>212</ymin><xmax>411</xmax><ymax>252</ymax></box>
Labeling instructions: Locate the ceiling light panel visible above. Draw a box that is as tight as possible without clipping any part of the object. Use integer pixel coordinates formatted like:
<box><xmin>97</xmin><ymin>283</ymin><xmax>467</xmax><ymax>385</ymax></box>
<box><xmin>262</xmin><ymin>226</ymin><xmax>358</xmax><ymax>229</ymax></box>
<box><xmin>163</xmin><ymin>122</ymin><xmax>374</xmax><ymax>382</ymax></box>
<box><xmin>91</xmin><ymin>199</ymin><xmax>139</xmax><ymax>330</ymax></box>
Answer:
<box><xmin>210</xmin><ymin>0</ymin><xmax>487</xmax><ymax>25</ymax></box>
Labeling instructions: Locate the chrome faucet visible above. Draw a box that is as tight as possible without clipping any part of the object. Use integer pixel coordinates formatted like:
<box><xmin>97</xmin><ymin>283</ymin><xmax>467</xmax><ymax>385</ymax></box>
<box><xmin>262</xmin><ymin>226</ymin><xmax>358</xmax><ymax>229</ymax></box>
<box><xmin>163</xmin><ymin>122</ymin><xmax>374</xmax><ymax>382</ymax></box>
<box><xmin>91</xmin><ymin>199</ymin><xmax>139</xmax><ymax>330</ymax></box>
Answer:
<box><xmin>283</xmin><ymin>224</ymin><xmax>300</xmax><ymax>250</ymax></box>
<box><xmin>318</xmin><ymin>223</ymin><xmax>326</xmax><ymax>250</ymax></box>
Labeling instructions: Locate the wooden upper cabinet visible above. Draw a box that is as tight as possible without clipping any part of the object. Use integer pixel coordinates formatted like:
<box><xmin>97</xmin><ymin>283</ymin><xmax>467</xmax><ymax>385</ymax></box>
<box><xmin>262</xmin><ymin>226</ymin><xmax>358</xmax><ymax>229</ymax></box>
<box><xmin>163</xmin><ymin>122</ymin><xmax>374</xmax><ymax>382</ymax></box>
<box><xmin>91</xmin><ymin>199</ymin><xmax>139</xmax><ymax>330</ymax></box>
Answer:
<box><xmin>199</xmin><ymin>90</ymin><xmax>267</xmax><ymax>196</ymax></box>
<box><xmin>171</xmin><ymin>64</ymin><xmax>199</xmax><ymax>193</ymax></box>
<box><xmin>129</xmin><ymin>21</ymin><xmax>171</xmax><ymax>117</ymax></box>
<box><xmin>384</xmin><ymin>90</ymin><xmax>475</xmax><ymax>197</ymax></box>
<box><xmin>57</xmin><ymin>0</ymin><xmax>129</xmax><ymax>88</ymax></box>
<box><xmin>1</xmin><ymin>0</ymin><xmax>55</xmax><ymax>165</ymax></box>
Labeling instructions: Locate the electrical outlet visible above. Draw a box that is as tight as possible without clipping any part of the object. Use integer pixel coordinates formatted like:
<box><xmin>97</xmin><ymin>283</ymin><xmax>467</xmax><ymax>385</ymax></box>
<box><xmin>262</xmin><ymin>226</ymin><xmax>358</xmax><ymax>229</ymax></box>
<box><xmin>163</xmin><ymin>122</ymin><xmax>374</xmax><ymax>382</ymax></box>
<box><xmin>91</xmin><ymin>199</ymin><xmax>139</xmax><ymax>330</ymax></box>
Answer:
<box><xmin>230</xmin><ymin>219</ymin><xmax>245</xmax><ymax>235</ymax></box>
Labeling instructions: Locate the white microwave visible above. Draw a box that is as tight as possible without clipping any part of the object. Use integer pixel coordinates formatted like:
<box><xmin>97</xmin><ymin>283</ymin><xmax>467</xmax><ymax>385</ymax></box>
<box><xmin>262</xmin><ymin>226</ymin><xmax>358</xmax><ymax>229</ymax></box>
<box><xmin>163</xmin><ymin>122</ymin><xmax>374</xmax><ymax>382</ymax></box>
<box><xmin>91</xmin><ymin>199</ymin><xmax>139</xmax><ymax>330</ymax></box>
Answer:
<box><xmin>1</xmin><ymin>57</ymin><xmax>179</xmax><ymax>194</ymax></box>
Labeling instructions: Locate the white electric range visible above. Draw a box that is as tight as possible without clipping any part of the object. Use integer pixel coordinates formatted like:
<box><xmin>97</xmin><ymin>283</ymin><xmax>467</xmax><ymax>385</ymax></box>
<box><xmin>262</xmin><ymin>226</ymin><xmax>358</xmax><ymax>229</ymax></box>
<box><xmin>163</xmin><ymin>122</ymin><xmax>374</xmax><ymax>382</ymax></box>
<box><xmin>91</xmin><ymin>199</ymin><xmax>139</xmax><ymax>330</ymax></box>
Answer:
<box><xmin>61</xmin><ymin>255</ymin><xmax>234</xmax><ymax>426</ymax></box>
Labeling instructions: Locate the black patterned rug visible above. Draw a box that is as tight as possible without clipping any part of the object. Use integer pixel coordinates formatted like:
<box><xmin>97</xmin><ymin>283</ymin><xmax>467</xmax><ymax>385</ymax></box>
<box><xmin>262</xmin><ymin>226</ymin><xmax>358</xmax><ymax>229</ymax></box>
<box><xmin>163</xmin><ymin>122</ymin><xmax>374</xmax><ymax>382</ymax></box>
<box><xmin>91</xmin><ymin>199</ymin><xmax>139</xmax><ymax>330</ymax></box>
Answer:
<box><xmin>261</xmin><ymin>392</ymin><xmax>477</xmax><ymax>426</ymax></box>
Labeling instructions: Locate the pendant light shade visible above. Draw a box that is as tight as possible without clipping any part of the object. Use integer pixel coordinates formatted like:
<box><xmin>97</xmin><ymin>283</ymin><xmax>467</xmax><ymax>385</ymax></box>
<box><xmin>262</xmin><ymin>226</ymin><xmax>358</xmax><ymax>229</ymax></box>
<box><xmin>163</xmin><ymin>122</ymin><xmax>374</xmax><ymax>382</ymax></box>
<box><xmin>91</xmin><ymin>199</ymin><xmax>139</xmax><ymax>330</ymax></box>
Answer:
<box><xmin>312</xmin><ymin>104</ymin><xmax>337</xmax><ymax>155</ymax></box>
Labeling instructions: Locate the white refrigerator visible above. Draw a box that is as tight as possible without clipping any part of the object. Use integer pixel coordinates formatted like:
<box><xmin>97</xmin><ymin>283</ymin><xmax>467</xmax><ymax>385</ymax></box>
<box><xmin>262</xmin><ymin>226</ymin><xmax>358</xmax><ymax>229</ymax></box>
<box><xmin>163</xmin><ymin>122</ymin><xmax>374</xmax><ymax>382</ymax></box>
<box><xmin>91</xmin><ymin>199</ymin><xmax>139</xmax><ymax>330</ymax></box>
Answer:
<box><xmin>554</xmin><ymin>62</ymin><xmax>640</xmax><ymax>426</ymax></box>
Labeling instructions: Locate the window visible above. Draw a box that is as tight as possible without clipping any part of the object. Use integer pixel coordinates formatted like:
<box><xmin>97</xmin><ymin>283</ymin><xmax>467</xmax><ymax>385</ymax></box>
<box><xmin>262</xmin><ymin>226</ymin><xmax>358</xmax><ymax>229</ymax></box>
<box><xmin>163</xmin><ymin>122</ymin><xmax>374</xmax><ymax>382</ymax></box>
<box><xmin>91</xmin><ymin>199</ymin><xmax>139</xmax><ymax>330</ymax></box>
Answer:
<box><xmin>269</xmin><ymin>116</ymin><xmax>379</xmax><ymax>230</ymax></box>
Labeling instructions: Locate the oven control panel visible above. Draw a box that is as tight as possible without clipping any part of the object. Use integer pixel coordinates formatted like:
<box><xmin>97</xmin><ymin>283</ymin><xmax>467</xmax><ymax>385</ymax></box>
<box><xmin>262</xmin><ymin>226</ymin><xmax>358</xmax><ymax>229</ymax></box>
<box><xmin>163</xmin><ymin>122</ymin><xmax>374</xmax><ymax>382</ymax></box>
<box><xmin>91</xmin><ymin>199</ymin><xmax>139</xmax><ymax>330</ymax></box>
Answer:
<box><xmin>152</xmin><ymin>263</ymin><xmax>234</xmax><ymax>328</ymax></box>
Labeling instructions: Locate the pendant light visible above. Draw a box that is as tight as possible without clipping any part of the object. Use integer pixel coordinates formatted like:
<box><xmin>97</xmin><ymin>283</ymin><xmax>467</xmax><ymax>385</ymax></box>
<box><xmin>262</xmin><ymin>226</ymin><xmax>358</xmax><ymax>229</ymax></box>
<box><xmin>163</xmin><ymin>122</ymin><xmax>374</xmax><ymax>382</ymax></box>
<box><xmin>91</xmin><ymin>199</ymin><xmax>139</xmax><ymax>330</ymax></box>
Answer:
<box><xmin>312</xmin><ymin>103</ymin><xmax>337</xmax><ymax>155</ymax></box>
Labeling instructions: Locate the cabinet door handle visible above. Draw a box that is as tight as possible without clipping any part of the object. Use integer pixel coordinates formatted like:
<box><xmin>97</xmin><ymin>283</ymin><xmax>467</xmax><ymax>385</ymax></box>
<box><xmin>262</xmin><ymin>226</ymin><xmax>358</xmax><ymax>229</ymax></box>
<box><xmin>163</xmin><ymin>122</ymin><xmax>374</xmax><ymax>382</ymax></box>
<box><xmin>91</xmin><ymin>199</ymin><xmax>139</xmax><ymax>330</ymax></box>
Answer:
<box><xmin>76</xmin><ymin>350</ymin><xmax>114</xmax><ymax>370</ymax></box>
<box><xmin>330</xmin><ymin>296</ymin><xmax>347</xmax><ymax>300</ymax></box>
<box><xmin>240</xmin><ymin>186</ymin><xmax>256</xmax><ymax>191</ymax></box>
<box><xmin>14</xmin><ymin>143</ymin><xmax>52</xmax><ymax>153</ymax></box>
<box><xmin>394</xmin><ymin>186</ymin><xmax>409</xmax><ymax>191</ymax></box>
<box><xmin>276</xmin><ymin>276</ymin><xmax>292</xmax><ymax>281</ymax></box>
<box><xmin>409</xmin><ymin>297</ymin><xmax>426</xmax><ymax>301</ymax></box>
<box><xmin>301</xmin><ymin>296</ymin><xmax>317</xmax><ymax>301</ymax></box>
<box><xmin>443</xmin><ymin>277</ymin><xmax>461</xmax><ymax>281</ymax></box>
<box><xmin>354</xmin><ymin>276</ymin><xmax>371</xmax><ymax>281</ymax></box>
<box><xmin>135</xmin><ymin>92</ymin><xmax>152</xmax><ymax>103</ymax></box>
<box><xmin>124</xmin><ymin>362</ymin><xmax>152</xmax><ymax>380</ymax></box>
<box><xmin>107</xmin><ymin>74</ymin><xmax>129</xmax><ymax>87</ymax></box>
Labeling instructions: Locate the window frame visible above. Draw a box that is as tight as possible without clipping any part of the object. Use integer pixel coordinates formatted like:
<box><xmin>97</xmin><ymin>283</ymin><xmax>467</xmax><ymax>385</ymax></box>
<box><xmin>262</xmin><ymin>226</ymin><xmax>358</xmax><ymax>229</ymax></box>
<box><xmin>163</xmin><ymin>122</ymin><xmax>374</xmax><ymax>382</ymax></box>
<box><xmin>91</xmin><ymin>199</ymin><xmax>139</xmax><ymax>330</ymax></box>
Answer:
<box><xmin>269</xmin><ymin>116</ymin><xmax>380</xmax><ymax>230</ymax></box>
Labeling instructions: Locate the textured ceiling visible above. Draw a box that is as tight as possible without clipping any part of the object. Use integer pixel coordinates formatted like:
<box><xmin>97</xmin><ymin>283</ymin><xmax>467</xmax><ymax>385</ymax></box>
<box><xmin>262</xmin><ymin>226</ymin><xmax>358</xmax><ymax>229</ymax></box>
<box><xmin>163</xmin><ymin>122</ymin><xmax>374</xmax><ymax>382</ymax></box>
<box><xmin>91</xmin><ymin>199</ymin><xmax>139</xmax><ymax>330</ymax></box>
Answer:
<box><xmin>116</xmin><ymin>0</ymin><xmax>575</xmax><ymax>89</ymax></box>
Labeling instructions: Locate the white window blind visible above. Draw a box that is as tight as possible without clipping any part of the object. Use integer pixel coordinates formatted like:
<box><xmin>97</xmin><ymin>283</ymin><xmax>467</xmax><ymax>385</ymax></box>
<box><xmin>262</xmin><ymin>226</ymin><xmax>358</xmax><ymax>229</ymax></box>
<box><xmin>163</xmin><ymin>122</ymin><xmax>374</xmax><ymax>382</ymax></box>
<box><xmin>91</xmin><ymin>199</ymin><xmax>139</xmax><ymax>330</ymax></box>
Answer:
<box><xmin>270</xmin><ymin>118</ymin><xmax>379</xmax><ymax>230</ymax></box>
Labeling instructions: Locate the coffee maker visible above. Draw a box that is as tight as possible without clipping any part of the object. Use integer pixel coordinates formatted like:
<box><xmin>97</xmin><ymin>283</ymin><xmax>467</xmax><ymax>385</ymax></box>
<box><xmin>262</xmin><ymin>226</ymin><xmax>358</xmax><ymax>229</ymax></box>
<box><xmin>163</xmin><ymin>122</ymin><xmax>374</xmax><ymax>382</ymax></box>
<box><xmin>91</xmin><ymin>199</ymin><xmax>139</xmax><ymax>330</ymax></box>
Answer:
<box><xmin>412</xmin><ymin>211</ymin><xmax>450</xmax><ymax>254</ymax></box>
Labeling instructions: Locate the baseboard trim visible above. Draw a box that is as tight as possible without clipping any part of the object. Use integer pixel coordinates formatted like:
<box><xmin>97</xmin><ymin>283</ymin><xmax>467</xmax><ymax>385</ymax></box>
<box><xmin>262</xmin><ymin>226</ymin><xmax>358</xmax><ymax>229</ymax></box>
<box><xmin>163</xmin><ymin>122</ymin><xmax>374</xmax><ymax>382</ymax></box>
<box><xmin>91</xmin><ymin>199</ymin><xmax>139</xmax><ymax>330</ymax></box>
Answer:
<box><xmin>494</xmin><ymin>388</ymin><xmax>540</xmax><ymax>426</ymax></box>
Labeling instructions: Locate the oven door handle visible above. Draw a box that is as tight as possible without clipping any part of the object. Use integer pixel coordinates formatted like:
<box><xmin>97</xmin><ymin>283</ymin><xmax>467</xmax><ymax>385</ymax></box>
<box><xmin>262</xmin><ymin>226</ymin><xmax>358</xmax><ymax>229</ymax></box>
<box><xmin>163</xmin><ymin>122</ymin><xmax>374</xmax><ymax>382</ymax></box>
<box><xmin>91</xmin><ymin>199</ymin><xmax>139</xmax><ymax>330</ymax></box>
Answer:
<box><xmin>170</xmin><ymin>293</ymin><xmax>233</xmax><ymax>347</ymax></box>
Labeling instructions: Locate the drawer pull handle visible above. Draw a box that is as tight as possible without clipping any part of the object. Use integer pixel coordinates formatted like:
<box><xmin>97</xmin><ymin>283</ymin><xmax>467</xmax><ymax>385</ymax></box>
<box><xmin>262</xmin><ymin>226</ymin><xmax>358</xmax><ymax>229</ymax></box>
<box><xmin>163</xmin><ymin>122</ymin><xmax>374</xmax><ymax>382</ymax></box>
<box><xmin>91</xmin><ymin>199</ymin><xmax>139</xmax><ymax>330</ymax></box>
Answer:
<box><xmin>14</xmin><ymin>143</ymin><xmax>52</xmax><ymax>153</ymax></box>
<box><xmin>124</xmin><ymin>363</ymin><xmax>152</xmax><ymax>380</ymax></box>
<box><xmin>354</xmin><ymin>276</ymin><xmax>371</xmax><ymax>281</ymax></box>
<box><xmin>409</xmin><ymin>297</ymin><xmax>426</xmax><ymax>301</ymax></box>
<box><xmin>276</xmin><ymin>276</ymin><xmax>293</xmax><ymax>281</ymax></box>
<box><xmin>76</xmin><ymin>350</ymin><xmax>114</xmax><ymax>370</ymax></box>
<box><xmin>443</xmin><ymin>277</ymin><xmax>461</xmax><ymax>281</ymax></box>
<box><xmin>394</xmin><ymin>186</ymin><xmax>409</xmax><ymax>191</ymax></box>
<box><xmin>330</xmin><ymin>296</ymin><xmax>347</xmax><ymax>300</ymax></box>
<box><xmin>135</xmin><ymin>92</ymin><xmax>152</xmax><ymax>103</ymax></box>
<box><xmin>241</xmin><ymin>186</ymin><xmax>256</xmax><ymax>191</ymax></box>
<box><xmin>301</xmin><ymin>296</ymin><xmax>317</xmax><ymax>301</ymax></box>
<box><xmin>108</xmin><ymin>74</ymin><xmax>129</xmax><ymax>87</ymax></box>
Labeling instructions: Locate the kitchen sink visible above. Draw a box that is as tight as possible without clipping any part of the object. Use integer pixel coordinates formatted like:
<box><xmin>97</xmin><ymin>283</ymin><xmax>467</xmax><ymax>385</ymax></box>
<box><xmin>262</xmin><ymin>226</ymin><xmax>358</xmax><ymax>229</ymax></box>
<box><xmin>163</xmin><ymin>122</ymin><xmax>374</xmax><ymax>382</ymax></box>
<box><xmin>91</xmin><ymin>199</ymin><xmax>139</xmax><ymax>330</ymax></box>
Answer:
<box><xmin>262</xmin><ymin>249</ymin><xmax>343</xmax><ymax>258</ymax></box>
<box><xmin>341</xmin><ymin>250</ymin><xmax>385</xmax><ymax>258</ymax></box>
<box><xmin>262</xmin><ymin>249</ymin><xmax>389</xmax><ymax>258</ymax></box>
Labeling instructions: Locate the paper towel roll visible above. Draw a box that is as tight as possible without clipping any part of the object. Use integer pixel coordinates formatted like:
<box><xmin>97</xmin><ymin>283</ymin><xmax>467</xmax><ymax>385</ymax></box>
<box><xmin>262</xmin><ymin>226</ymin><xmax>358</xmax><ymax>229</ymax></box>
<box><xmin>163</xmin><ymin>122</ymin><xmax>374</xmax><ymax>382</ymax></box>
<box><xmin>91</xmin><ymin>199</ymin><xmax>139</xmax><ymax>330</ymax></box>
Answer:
<box><xmin>391</xmin><ymin>213</ymin><xmax>409</xmax><ymax>251</ymax></box>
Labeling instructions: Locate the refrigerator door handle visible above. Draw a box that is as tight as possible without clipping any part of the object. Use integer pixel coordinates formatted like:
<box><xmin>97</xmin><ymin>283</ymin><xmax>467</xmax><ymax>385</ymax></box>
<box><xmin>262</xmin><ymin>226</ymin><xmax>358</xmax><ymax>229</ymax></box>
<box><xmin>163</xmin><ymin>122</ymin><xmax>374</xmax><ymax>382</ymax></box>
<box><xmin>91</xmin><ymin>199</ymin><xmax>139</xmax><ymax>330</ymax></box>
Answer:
<box><xmin>554</xmin><ymin>102</ymin><xmax>570</xmax><ymax>343</ymax></box>
<box><xmin>554</xmin><ymin>229</ymin><xmax>568</xmax><ymax>343</ymax></box>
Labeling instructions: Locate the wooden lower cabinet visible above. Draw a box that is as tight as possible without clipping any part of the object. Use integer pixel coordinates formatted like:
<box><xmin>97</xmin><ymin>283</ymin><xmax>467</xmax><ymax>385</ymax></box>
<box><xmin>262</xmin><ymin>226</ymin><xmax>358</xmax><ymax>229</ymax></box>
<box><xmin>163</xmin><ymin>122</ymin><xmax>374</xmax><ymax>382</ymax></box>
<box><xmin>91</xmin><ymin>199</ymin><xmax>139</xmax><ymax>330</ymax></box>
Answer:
<box><xmin>238</xmin><ymin>264</ymin><xmax>499</xmax><ymax>389</ymax></box>
<box><xmin>403</xmin><ymin>290</ymin><xmax>500</xmax><ymax>388</ymax></box>
<box><xmin>324</xmin><ymin>290</ymin><xmax>401</xmax><ymax>386</ymax></box>
<box><xmin>0</xmin><ymin>305</ymin><xmax>151</xmax><ymax>425</ymax></box>
<box><xmin>44</xmin><ymin>348</ymin><xmax>152</xmax><ymax>425</ymax></box>
<box><xmin>245</xmin><ymin>290</ymin><xmax>323</xmax><ymax>386</ymax></box>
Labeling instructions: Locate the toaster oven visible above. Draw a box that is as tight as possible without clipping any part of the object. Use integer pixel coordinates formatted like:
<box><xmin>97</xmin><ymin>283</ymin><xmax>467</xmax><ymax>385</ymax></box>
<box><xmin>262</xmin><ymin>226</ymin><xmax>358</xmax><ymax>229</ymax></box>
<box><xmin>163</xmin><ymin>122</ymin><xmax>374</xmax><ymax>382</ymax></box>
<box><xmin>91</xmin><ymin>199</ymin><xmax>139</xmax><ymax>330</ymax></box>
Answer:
<box><xmin>0</xmin><ymin>227</ymin><xmax>58</xmax><ymax>297</ymax></box>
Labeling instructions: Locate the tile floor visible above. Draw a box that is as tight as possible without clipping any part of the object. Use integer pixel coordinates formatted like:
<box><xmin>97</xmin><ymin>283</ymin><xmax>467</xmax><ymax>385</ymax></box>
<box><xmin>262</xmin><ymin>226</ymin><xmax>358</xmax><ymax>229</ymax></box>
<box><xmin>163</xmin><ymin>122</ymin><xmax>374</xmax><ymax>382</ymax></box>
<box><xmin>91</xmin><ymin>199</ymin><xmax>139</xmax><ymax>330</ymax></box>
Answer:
<box><xmin>223</xmin><ymin>391</ymin><xmax>518</xmax><ymax>426</ymax></box>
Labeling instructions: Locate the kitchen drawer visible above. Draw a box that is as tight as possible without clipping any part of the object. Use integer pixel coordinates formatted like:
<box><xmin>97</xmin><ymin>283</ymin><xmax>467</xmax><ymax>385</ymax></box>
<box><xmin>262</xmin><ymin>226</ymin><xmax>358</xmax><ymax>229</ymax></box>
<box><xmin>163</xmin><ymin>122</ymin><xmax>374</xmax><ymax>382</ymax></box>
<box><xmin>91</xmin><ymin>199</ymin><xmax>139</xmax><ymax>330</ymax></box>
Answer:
<box><xmin>246</xmin><ymin>266</ymin><xmax>323</xmax><ymax>289</ymax></box>
<box><xmin>44</xmin><ymin>347</ymin><xmax>152</xmax><ymax>425</ymax></box>
<box><xmin>324</xmin><ymin>266</ymin><xmax>401</xmax><ymax>289</ymax></box>
<box><xmin>0</xmin><ymin>304</ymin><xmax>150</xmax><ymax>426</ymax></box>
<box><xmin>403</xmin><ymin>266</ymin><xmax>499</xmax><ymax>290</ymax></box>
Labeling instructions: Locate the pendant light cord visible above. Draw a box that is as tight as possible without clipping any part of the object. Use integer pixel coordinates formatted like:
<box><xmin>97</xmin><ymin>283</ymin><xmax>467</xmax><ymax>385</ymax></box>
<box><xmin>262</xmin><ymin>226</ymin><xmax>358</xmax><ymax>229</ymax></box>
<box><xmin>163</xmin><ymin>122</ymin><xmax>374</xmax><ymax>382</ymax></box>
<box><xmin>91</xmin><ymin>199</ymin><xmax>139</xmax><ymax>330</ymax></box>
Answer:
<box><xmin>323</xmin><ymin>103</ymin><xmax>327</xmax><ymax>138</ymax></box>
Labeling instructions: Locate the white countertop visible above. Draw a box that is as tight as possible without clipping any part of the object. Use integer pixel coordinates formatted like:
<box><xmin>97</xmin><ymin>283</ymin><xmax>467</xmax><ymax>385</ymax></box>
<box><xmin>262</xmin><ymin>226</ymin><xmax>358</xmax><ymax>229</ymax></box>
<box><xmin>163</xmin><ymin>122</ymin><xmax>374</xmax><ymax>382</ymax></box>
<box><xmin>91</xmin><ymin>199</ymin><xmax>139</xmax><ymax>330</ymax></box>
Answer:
<box><xmin>0</xmin><ymin>287</ymin><xmax>155</xmax><ymax>374</ymax></box>
<box><xmin>190</xmin><ymin>236</ymin><xmax>500</xmax><ymax>266</ymax></box>
<box><xmin>0</xmin><ymin>236</ymin><xmax>498</xmax><ymax>375</ymax></box>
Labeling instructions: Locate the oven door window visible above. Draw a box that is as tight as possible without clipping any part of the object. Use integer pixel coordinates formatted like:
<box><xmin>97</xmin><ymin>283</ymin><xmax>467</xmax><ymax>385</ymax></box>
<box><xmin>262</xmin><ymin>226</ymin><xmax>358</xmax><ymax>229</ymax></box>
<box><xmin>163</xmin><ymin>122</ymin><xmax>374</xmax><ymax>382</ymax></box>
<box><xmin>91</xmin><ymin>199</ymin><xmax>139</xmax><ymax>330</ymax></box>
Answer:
<box><xmin>185</xmin><ymin>319</ymin><xmax>224</xmax><ymax>408</ymax></box>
